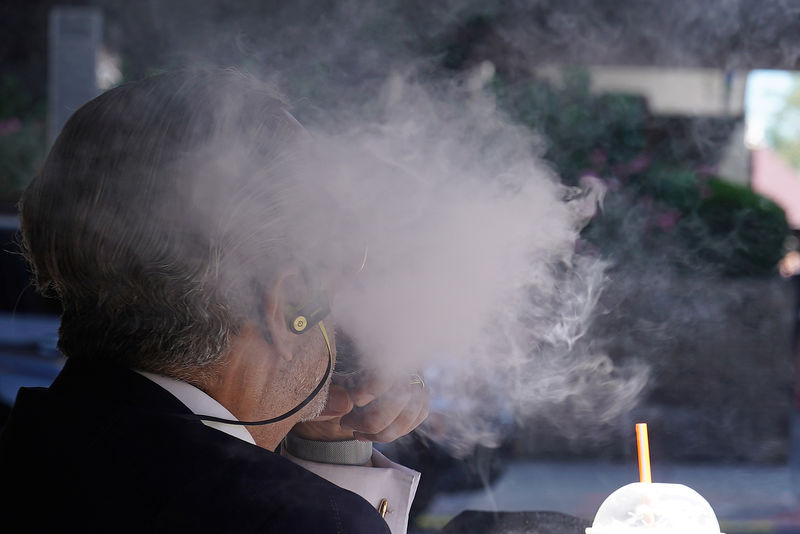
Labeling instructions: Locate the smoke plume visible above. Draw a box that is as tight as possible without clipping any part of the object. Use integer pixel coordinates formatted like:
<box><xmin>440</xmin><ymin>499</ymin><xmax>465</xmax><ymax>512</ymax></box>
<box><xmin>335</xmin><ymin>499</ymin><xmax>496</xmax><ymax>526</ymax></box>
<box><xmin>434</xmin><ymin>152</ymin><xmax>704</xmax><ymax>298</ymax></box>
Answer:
<box><xmin>294</xmin><ymin>75</ymin><xmax>648</xmax><ymax>454</ymax></box>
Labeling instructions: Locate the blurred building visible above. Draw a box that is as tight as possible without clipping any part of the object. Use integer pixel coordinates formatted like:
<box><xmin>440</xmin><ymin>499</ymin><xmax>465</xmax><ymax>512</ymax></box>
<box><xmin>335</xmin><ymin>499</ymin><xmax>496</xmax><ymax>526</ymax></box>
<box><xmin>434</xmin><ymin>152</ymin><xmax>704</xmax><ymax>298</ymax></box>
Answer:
<box><xmin>752</xmin><ymin>147</ymin><xmax>800</xmax><ymax>230</ymax></box>
<box><xmin>535</xmin><ymin>65</ymin><xmax>747</xmax><ymax>116</ymax></box>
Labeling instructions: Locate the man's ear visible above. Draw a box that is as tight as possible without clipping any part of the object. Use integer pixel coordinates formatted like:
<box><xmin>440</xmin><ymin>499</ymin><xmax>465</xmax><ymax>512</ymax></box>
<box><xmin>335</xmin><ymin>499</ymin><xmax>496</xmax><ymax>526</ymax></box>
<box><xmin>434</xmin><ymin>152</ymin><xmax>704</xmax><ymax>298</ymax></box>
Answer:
<box><xmin>262</xmin><ymin>269</ymin><xmax>308</xmax><ymax>362</ymax></box>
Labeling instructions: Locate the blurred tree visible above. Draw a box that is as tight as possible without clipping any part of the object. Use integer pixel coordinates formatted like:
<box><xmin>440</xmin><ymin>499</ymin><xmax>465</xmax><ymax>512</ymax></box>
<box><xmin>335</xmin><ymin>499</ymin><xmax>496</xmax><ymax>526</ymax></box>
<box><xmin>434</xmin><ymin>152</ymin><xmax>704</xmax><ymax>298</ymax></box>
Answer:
<box><xmin>493</xmin><ymin>67</ymin><xmax>649</xmax><ymax>186</ymax></box>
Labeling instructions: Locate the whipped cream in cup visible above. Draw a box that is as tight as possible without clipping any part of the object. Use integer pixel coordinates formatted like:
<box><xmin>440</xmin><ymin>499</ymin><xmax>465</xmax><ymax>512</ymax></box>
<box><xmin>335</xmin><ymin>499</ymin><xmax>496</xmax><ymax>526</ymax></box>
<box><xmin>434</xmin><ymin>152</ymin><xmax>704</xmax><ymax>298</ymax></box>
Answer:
<box><xmin>586</xmin><ymin>482</ymin><xmax>723</xmax><ymax>534</ymax></box>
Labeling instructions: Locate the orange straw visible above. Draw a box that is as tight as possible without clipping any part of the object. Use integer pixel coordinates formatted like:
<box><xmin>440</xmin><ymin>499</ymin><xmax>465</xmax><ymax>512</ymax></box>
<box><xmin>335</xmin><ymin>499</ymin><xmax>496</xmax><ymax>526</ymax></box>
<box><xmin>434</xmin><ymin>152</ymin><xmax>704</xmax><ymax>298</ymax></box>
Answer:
<box><xmin>636</xmin><ymin>423</ymin><xmax>652</xmax><ymax>483</ymax></box>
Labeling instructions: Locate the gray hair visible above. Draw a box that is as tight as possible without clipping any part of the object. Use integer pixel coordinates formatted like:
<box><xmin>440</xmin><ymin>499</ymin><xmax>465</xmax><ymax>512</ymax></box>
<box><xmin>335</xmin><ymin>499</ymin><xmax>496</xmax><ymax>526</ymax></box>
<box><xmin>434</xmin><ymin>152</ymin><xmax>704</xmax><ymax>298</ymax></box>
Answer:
<box><xmin>20</xmin><ymin>68</ymin><xmax>324</xmax><ymax>376</ymax></box>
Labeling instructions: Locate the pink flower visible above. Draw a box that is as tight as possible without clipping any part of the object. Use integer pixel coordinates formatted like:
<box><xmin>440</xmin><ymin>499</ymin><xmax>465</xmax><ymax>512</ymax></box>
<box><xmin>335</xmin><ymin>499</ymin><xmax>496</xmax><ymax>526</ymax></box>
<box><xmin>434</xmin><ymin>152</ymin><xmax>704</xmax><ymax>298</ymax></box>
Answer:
<box><xmin>612</xmin><ymin>153</ymin><xmax>652</xmax><ymax>177</ymax></box>
<box><xmin>589</xmin><ymin>148</ymin><xmax>607</xmax><ymax>169</ymax></box>
<box><xmin>696</xmin><ymin>175</ymin><xmax>713</xmax><ymax>199</ymax></box>
<box><xmin>654</xmin><ymin>208</ymin><xmax>682</xmax><ymax>231</ymax></box>
<box><xmin>605</xmin><ymin>177</ymin><xmax>622</xmax><ymax>192</ymax></box>
<box><xmin>0</xmin><ymin>118</ymin><xmax>22</xmax><ymax>136</ymax></box>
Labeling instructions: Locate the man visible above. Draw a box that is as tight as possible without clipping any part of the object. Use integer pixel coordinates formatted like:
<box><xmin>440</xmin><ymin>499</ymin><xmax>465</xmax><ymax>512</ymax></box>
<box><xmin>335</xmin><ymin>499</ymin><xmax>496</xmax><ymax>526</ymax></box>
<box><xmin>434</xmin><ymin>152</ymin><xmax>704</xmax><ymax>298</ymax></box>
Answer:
<box><xmin>0</xmin><ymin>69</ymin><xmax>428</xmax><ymax>533</ymax></box>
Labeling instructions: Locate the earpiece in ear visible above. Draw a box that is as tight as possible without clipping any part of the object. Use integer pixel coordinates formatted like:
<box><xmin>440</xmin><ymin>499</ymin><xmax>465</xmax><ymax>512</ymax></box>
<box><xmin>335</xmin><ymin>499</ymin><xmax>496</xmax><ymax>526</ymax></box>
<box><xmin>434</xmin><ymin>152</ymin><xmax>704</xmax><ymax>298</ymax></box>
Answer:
<box><xmin>291</xmin><ymin>315</ymin><xmax>308</xmax><ymax>334</ymax></box>
<box><xmin>285</xmin><ymin>290</ymin><xmax>331</xmax><ymax>335</ymax></box>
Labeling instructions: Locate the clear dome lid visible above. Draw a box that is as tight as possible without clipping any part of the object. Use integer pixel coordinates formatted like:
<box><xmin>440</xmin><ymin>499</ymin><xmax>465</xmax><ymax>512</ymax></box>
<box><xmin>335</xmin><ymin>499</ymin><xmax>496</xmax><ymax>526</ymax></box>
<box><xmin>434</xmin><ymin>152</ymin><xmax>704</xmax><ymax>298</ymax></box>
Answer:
<box><xmin>586</xmin><ymin>482</ymin><xmax>722</xmax><ymax>534</ymax></box>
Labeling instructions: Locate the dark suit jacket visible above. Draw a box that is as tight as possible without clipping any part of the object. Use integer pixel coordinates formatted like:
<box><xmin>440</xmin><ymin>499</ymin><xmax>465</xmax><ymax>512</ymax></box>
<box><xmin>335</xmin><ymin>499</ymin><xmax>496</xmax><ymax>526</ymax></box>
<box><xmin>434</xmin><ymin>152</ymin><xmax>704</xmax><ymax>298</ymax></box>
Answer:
<box><xmin>0</xmin><ymin>358</ymin><xmax>391</xmax><ymax>533</ymax></box>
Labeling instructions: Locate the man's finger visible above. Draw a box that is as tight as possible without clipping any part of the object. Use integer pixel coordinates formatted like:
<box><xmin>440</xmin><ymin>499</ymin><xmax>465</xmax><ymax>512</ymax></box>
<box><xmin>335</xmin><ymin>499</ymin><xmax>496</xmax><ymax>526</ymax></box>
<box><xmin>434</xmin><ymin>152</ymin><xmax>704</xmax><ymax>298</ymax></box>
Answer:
<box><xmin>311</xmin><ymin>384</ymin><xmax>353</xmax><ymax>421</ymax></box>
<box><xmin>348</xmin><ymin>370</ymin><xmax>398</xmax><ymax>407</ymax></box>
<box><xmin>353</xmin><ymin>389</ymin><xmax>427</xmax><ymax>443</ymax></box>
<box><xmin>340</xmin><ymin>385</ymin><xmax>410</xmax><ymax>434</ymax></box>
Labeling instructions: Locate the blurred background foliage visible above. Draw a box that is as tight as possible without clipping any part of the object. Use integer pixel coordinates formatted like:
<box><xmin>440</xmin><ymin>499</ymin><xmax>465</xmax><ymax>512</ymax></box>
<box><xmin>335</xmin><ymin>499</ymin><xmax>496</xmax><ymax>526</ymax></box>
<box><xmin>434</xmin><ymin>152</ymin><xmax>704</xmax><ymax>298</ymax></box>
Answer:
<box><xmin>493</xmin><ymin>67</ymin><xmax>790</xmax><ymax>277</ymax></box>
<box><xmin>0</xmin><ymin>75</ymin><xmax>46</xmax><ymax>207</ymax></box>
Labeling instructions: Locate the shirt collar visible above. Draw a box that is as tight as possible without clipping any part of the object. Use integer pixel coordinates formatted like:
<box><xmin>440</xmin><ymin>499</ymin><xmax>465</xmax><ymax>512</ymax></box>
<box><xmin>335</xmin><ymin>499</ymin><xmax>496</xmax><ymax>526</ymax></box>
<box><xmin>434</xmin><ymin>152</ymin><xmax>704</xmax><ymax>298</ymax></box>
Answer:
<box><xmin>135</xmin><ymin>370</ymin><xmax>256</xmax><ymax>446</ymax></box>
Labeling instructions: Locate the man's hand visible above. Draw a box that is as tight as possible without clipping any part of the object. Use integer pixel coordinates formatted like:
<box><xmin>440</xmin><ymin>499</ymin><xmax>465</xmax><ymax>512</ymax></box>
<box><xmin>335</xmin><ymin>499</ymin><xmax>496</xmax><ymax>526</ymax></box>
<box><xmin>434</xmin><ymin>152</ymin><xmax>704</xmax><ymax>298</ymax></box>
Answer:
<box><xmin>291</xmin><ymin>372</ymin><xmax>429</xmax><ymax>443</ymax></box>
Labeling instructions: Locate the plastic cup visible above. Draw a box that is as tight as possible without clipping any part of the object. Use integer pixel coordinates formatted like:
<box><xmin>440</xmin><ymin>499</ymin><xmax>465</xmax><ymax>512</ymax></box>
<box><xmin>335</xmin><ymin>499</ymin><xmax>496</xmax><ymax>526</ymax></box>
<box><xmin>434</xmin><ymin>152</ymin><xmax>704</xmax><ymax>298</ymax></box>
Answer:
<box><xmin>586</xmin><ymin>482</ymin><xmax>723</xmax><ymax>534</ymax></box>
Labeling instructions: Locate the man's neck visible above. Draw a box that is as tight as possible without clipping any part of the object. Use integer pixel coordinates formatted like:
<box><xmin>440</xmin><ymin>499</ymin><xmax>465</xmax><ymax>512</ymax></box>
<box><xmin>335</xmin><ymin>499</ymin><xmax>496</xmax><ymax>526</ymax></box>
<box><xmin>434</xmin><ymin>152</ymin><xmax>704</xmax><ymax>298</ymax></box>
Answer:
<box><xmin>198</xmin><ymin>325</ymin><xmax>304</xmax><ymax>450</ymax></box>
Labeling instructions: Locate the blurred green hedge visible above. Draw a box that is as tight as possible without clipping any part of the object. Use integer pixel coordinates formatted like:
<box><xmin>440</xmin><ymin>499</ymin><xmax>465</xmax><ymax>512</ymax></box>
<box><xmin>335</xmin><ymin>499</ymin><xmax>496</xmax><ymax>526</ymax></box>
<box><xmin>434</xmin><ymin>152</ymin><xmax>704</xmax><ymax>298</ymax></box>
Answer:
<box><xmin>693</xmin><ymin>178</ymin><xmax>790</xmax><ymax>275</ymax></box>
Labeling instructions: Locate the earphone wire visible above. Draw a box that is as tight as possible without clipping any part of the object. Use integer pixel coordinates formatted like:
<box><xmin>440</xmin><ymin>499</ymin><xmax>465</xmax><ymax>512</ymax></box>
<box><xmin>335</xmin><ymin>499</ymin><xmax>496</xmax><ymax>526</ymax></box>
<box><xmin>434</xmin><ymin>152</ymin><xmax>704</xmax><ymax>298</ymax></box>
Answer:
<box><xmin>186</xmin><ymin>321</ymin><xmax>333</xmax><ymax>426</ymax></box>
